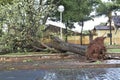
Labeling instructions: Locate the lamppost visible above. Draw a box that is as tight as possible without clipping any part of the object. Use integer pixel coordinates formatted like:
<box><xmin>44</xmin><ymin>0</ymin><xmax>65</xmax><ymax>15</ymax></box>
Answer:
<box><xmin>58</xmin><ymin>5</ymin><xmax>64</xmax><ymax>39</ymax></box>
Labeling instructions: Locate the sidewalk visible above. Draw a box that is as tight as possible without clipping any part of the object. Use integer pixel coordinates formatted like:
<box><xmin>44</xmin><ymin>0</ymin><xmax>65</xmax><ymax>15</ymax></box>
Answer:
<box><xmin>0</xmin><ymin>53</ymin><xmax>120</xmax><ymax>71</ymax></box>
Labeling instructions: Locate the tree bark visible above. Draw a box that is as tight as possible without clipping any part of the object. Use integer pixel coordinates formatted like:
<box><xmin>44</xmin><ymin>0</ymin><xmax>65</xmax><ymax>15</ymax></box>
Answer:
<box><xmin>48</xmin><ymin>36</ymin><xmax>87</xmax><ymax>56</ymax></box>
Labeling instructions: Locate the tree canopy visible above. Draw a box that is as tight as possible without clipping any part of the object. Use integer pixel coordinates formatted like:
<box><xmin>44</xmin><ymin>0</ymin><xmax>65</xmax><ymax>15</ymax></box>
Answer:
<box><xmin>0</xmin><ymin>0</ymin><xmax>13</xmax><ymax>5</ymax></box>
<box><xmin>51</xmin><ymin>0</ymin><xmax>101</xmax><ymax>22</ymax></box>
<box><xmin>0</xmin><ymin>0</ymin><xmax>55</xmax><ymax>53</ymax></box>
<box><xmin>50</xmin><ymin>0</ymin><xmax>102</xmax><ymax>45</ymax></box>
<box><xmin>96</xmin><ymin>0</ymin><xmax>120</xmax><ymax>16</ymax></box>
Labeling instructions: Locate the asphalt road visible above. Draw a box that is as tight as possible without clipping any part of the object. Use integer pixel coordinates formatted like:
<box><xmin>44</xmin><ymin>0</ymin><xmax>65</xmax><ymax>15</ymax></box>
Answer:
<box><xmin>0</xmin><ymin>68</ymin><xmax>120</xmax><ymax>80</ymax></box>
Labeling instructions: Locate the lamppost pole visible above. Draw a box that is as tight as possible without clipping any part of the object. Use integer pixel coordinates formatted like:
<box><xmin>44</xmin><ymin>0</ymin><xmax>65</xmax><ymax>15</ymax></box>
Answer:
<box><xmin>58</xmin><ymin>5</ymin><xmax>64</xmax><ymax>39</ymax></box>
<box><xmin>60</xmin><ymin>12</ymin><xmax>63</xmax><ymax>39</ymax></box>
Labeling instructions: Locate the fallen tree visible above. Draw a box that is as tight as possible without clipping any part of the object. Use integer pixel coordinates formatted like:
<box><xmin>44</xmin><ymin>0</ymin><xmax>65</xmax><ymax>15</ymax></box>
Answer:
<box><xmin>1</xmin><ymin>34</ymin><xmax>119</xmax><ymax>60</ymax></box>
<box><xmin>48</xmin><ymin>36</ymin><xmax>87</xmax><ymax>56</ymax></box>
<box><xmin>48</xmin><ymin>36</ymin><xmax>118</xmax><ymax>61</ymax></box>
<box><xmin>19</xmin><ymin>36</ymin><xmax>120</xmax><ymax>60</ymax></box>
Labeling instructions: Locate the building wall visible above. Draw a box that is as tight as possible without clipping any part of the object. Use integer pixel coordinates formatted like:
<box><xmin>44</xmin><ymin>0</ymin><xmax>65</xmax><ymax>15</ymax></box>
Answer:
<box><xmin>67</xmin><ymin>29</ymin><xmax>120</xmax><ymax>45</ymax></box>
<box><xmin>42</xmin><ymin>29</ymin><xmax>120</xmax><ymax>45</ymax></box>
<box><xmin>67</xmin><ymin>36</ymin><xmax>89</xmax><ymax>45</ymax></box>
<box><xmin>94</xmin><ymin>29</ymin><xmax>120</xmax><ymax>45</ymax></box>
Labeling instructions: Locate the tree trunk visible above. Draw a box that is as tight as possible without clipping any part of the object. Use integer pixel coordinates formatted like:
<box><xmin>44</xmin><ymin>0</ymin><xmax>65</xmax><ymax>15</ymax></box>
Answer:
<box><xmin>48</xmin><ymin>36</ymin><xmax>87</xmax><ymax>56</ymax></box>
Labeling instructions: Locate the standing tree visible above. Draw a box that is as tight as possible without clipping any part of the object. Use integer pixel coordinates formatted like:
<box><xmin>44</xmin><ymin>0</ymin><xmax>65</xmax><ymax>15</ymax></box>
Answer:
<box><xmin>50</xmin><ymin>0</ymin><xmax>101</xmax><ymax>45</ymax></box>
<box><xmin>95</xmin><ymin>0</ymin><xmax>120</xmax><ymax>45</ymax></box>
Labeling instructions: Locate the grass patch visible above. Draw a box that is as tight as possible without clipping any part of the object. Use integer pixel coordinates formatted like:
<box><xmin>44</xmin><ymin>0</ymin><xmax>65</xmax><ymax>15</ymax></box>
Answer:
<box><xmin>3</xmin><ymin>52</ymin><xmax>32</xmax><ymax>55</ymax></box>
<box><xmin>2</xmin><ymin>52</ymin><xmax>49</xmax><ymax>56</ymax></box>
<box><xmin>107</xmin><ymin>49</ymin><xmax>120</xmax><ymax>53</ymax></box>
